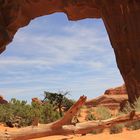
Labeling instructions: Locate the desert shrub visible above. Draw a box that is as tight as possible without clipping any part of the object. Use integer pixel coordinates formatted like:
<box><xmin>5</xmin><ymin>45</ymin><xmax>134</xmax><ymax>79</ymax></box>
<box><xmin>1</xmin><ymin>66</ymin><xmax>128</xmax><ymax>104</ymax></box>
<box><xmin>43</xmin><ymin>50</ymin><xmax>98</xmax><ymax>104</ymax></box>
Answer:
<box><xmin>125</xmin><ymin>121</ymin><xmax>140</xmax><ymax>131</ymax></box>
<box><xmin>96</xmin><ymin>106</ymin><xmax>112</xmax><ymax>120</ymax></box>
<box><xmin>38</xmin><ymin>103</ymin><xmax>61</xmax><ymax>124</ymax></box>
<box><xmin>0</xmin><ymin>99</ymin><xmax>34</xmax><ymax>127</ymax></box>
<box><xmin>110</xmin><ymin>124</ymin><xmax>124</xmax><ymax>134</ymax></box>
<box><xmin>122</xmin><ymin>102</ymin><xmax>134</xmax><ymax>114</ymax></box>
<box><xmin>120</xmin><ymin>97</ymin><xmax>140</xmax><ymax>131</ymax></box>
<box><xmin>133</xmin><ymin>97</ymin><xmax>140</xmax><ymax>112</ymax></box>
<box><xmin>86</xmin><ymin>113</ymin><xmax>96</xmax><ymax>121</ymax></box>
<box><xmin>63</xmin><ymin>98</ymin><xmax>75</xmax><ymax>111</ymax></box>
<box><xmin>0</xmin><ymin>104</ymin><xmax>13</xmax><ymax>123</ymax></box>
<box><xmin>122</xmin><ymin>97</ymin><xmax>140</xmax><ymax>114</ymax></box>
<box><xmin>89</xmin><ymin>108</ymin><xmax>94</xmax><ymax>112</ymax></box>
<box><xmin>43</xmin><ymin>91</ymin><xmax>75</xmax><ymax>117</ymax></box>
<box><xmin>0</xmin><ymin>98</ymin><xmax>61</xmax><ymax>127</ymax></box>
<box><xmin>91</xmin><ymin>128</ymin><xmax>104</xmax><ymax>134</ymax></box>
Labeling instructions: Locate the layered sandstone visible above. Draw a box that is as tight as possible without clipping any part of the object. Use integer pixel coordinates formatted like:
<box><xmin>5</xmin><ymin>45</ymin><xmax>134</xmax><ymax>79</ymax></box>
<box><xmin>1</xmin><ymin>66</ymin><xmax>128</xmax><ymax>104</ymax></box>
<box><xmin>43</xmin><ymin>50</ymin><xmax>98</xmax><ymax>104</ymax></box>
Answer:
<box><xmin>104</xmin><ymin>84</ymin><xmax>127</xmax><ymax>95</ymax></box>
<box><xmin>0</xmin><ymin>0</ymin><xmax>140</xmax><ymax>103</ymax></box>
<box><xmin>85</xmin><ymin>85</ymin><xmax>128</xmax><ymax>109</ymax></box>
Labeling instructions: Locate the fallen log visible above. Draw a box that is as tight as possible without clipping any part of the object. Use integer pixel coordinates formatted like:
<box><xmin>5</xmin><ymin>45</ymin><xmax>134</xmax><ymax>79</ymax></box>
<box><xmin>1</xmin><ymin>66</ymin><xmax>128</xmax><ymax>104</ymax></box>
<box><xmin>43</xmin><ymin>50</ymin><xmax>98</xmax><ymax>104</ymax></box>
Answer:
<box><xmin>0</xmin><ymin>96</ymin><xmax>140</xmax><ymax>140</ymax></box>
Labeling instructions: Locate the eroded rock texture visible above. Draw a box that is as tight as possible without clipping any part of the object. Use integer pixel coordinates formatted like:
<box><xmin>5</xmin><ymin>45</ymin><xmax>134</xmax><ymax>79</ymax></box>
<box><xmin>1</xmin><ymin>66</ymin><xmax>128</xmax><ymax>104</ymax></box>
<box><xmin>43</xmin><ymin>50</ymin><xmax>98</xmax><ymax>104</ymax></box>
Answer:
<box><xmin>85</xmin><ymin>85</ymin><xmax>128</xmax><ymax>110</ymax></box>
<box><xmin>104</xmin><ymin>84</ymin><xmax>127</xmax><ymax>95</ymax></box>
<box><xmin>0</xmin><ymin>0</ymin><xmax>140</xmax><ymax>103</ymax></box>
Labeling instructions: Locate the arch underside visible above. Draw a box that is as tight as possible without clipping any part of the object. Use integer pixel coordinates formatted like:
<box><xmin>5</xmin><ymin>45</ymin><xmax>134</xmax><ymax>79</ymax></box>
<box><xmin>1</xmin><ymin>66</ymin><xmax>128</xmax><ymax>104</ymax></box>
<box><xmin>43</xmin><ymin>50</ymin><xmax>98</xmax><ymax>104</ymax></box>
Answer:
<box><xmin>0</xmin><ymin>0</ymin><xmax>140</xmax><ymax>103</ymax></box>
<box><xmin>0</xmin><ymin>0</ymin><xmax>100</xmax><ymax>52</ymax></box>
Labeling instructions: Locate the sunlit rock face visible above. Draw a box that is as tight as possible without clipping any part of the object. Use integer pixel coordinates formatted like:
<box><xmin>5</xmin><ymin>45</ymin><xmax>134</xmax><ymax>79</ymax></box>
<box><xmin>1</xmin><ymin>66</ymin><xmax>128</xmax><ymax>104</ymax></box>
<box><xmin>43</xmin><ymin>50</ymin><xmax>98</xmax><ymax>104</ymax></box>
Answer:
<box><xmin>32</xmin><ymin>98</ymin><xmax>43</xmax><ymax>105</ymax></box>
<box><xmin>85</xmin><ymin>85</ymin><xmax>128</xmax><ymax>110</ymax></box>
<box><xmin>104</xmin><ymin>85</ymin><xmax>127</xmax><ymax>95</ymax></box>
<box><xmin>0</xmin><ymin>95</ymin><xmax>8</xmax><ymax>104</ymax></box>
<box><xmin>0</xmin><ymin>0</ymin><xmax>140</xmax><ymax>103</ymax></box>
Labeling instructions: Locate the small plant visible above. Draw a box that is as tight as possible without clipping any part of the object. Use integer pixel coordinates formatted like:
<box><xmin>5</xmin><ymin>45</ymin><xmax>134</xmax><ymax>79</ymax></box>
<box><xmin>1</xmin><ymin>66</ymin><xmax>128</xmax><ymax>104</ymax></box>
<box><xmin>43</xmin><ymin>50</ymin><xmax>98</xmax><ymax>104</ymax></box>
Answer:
<box><xmin>122</xmin><ymin>97</ymin><xmax>140</xmax><ymax>114</ymax></box>
<box><xmin>120</xmin><ymin>97</ymin><xmax>140</xmax><ymax>131</ymax></box>
<box><xmin>96</xmin><ymin>106</ymin><xmax>112</xmax><ymax>120</ymax></box>
<box><xmin>86</xmin><ymin>113</ymin><xmax>96</xmax><ymax>121</ymax></box>
<box><xmin>134</xmin><ymin>97</ymin><xmax>140</xmax><ymax>112</ymax></box>
<box><xmin>110</xmin><ymin>124</ymin><xmax>124</xmax><ymax>134</ymax></box>
<box><xmin>89</xmin><ymin>108</ymin><xmax>94</xmax><ymax>113</ymax></box>
<box><xmin>91</xmin><ymin>128</ymin><xmax>104</xmax><ymax>134</ymax></box>
<box><xmin>126</xmin><ymin>121</ymin><xmax>140</xmax><ymax>131</ymax></box>
<box><xmin>122</xmin><ymin>101</ymin><xmax>134</xmax><ymax>114</ymax></box>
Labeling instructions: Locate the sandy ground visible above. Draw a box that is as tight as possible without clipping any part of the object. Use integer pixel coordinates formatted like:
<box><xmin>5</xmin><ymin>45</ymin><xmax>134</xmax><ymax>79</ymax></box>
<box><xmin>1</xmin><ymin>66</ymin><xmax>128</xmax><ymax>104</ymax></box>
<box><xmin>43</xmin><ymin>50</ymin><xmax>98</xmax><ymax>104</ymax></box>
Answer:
<box><xmin>32</xmin><ymin>129</ymin><xmax>140</xmax><ymax>140</ymax></box>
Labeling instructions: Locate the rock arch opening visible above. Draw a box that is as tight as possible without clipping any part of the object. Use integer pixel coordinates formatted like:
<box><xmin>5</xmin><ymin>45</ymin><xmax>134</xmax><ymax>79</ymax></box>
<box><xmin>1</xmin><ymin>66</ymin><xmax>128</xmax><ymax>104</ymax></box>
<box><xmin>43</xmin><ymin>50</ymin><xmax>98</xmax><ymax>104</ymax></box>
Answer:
<box><xmin>0</xmin><ymin>13</ymin><xmax>123</xmax><ymax>101</ymax></box>
<box><xmin>0</xmin><ymin>0</ymin><xmax>140</xmax><ymax>103</ymax></box>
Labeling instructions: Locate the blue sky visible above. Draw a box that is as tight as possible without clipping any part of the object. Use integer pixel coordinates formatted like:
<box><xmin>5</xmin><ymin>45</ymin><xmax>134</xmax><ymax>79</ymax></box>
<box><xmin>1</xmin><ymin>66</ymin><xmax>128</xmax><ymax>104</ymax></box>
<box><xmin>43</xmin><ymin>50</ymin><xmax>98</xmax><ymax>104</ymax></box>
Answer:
<box><xmin>0</xmin><ymin>13</ymin><xmax>124</xmax><ymax>102</ymax></box>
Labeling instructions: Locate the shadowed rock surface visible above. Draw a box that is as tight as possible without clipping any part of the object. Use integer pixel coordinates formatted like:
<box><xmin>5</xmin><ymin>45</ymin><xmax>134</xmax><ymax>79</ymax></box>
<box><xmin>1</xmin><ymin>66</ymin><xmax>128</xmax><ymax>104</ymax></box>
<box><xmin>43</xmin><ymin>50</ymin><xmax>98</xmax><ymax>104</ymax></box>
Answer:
<box><xmin>0</xmin><ymin>0</ymin><xmax>140</xmax><ymax>103</ymax></box>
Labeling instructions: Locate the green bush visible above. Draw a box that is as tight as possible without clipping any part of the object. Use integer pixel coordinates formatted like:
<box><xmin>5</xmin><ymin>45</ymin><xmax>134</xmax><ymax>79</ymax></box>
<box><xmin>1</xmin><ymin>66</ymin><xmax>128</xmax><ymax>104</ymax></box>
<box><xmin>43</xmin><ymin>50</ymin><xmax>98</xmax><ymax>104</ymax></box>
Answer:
<box><xmin>43</xmin><ymin>91</ymin><xmax>75</xmax><ymax>117</ymax></box>
<box><xmin>110</xmin><ymin>124</ymin><xmax>124</xmax><ymax>134</ymax></box>
<box><xmin>120</xmin><ymin>97</ymin><xmax>140</xmax><ymax>131</ymax></box>
<box><xmin>134</xmin><ymin>97</ymin><xmax>140</xmax><ymax>112</ymax></box>
<box><xmin>0</xmin><ymin>98</ymin><xmax>61</xmax><ymax>127</ymax></box>
<box><xmin>63</xmin><ymin>98</ymin><xmax>75</xmax><ymax>111</ymax></box>
<box><xmin>96</xmin><ymin>106</ymin><xmax>112</xmax><ymax>120</ymax></box>
<box><xmin>91</xmin><ymin>128</ymin><xmax>104</xmax><ymax>134</ymax></box>
<box><xmin>86</xmin><ymin>113</ymin><xmax>96</xmax><ymax>121</ymax></box>
<box><xmin>126</xmin><ymin>121</ymin><xmax>140</xmax><ymax>131</ymax></box>
<box><xmin>0</xmin><ymin>99</ymin><xmax>34</xmax><ymax>127</ymax></box>
<box><xmin>122</xmin><ymin>97</ymin><xmax>140</xmax><ymax>114</ymax></box>
<box><xmin>39</xmin><ymin>103</ymin><xmax>61</xmax><ymax>124</ymax></box>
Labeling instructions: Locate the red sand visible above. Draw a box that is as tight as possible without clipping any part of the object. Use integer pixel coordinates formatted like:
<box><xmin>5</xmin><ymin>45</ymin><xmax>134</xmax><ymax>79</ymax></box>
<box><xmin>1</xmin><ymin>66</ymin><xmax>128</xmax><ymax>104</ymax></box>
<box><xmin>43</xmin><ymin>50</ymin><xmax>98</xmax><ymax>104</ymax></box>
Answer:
<box><xmin>32</xmin><ymin>129</ymin><xmax>140</xmax><ymax>140</ymax></box>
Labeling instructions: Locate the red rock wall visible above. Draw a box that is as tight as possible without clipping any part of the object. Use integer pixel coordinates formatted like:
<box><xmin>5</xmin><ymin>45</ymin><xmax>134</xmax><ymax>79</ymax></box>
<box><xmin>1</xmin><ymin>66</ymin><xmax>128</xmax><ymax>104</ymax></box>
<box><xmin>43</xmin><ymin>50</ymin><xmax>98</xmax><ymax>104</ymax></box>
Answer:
<box><xmin>100</xmin><ymin>1</ymin><xmax>140</xmax><ymax>103</ymax></box>
<box><xmin>0</xmin><ymin>0</ymin><xmax>140</xmax><ymax>103</ymax></box>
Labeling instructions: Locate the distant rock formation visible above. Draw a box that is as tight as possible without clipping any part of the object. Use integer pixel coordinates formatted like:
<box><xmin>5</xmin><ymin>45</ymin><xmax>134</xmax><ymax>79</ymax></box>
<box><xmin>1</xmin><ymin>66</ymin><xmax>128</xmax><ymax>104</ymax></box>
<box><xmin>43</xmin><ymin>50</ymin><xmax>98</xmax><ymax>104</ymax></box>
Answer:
<box><xmin>104</xmin><ymin>84</ymin><xmax>127</xmax><ymax>95</ymax></box>
<box><xmin>0</xmin><ymin>95</ymin><xmax>8</xmax><ymax>104</ymax></box>
<box><xmin>32</xmin><ymin>98</ymin><xmax>43</xmax><ymax>105</ymax></box>
<box><xmin>85</xmin><ymin>85</ymin><xmax>128</xmax><ymax>110</ymax></box>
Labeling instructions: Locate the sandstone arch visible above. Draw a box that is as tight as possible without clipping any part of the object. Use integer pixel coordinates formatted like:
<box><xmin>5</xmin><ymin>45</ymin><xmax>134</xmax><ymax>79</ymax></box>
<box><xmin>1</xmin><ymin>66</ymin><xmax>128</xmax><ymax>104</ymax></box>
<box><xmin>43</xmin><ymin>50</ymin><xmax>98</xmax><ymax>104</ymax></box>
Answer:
<box><xmin>0</xmin><ymin>0</ymin><xmax>140</xmax><ymax>103</ymax></box>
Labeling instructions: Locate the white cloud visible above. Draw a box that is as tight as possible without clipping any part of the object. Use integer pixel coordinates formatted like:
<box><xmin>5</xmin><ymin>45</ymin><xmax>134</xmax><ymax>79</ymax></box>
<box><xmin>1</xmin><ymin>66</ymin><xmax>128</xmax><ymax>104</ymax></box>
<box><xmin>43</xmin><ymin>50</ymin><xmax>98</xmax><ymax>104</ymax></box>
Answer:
<box><xmin>1</xmin><ymin>23</ymin><xmax>111</xmax><ymax>70</ymax></box>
